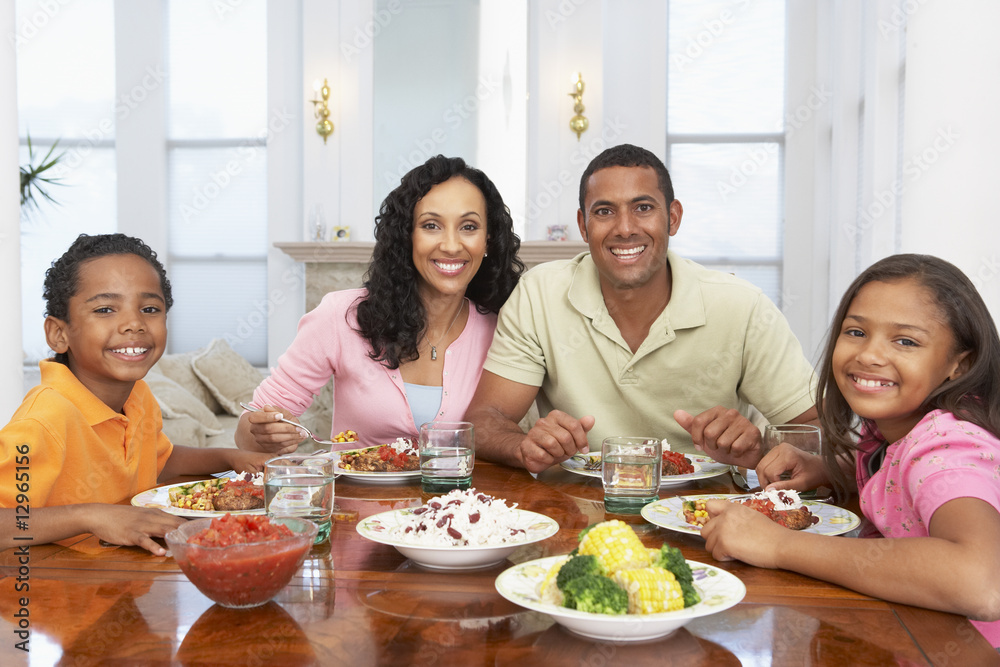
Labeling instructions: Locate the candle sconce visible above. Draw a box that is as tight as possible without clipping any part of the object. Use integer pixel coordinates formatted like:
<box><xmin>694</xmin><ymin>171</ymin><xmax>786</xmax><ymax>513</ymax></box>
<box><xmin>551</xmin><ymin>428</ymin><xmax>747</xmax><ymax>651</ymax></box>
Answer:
<box><xmin>311</xmin><ymin>78</ymin><xmax>335</xmax><ymax>144</ymax></box>
<box><xmin>568</xmin><ymin>73</ymin><xmax>589</xmax><ymax>141</ymax></box>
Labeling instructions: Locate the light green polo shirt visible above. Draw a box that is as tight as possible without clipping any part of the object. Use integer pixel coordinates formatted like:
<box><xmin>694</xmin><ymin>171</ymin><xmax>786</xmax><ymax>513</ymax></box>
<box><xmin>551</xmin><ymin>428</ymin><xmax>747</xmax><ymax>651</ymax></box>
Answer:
<box><xmin>484</xmin><ymin>251</ymin><xmax>817</xmax><ymax>453</ymax></box>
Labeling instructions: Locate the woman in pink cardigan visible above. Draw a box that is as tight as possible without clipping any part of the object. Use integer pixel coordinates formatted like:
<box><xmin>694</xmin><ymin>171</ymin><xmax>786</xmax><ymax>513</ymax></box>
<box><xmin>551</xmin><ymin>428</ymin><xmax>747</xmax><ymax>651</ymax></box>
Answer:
<box><xmin>236</xmin><ymin>156</ymin><xmax>524</xmax><ymax>452</ymax></box>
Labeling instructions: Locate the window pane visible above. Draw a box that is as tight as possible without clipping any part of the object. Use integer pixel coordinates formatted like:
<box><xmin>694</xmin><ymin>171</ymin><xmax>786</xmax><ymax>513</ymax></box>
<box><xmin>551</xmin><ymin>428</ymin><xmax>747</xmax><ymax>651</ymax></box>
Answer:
<box><xmin>668</xmin><ymin>0</ymin><xmax>785</xmax><ymax>134</ymax></box>
<box><xmin>167</xmin><ymin>0</ymin><xmax>268</xmax><ymax>139</ymax></box>
<box><xmin>15</xmin><ymin>0</ymin><xmax>116</xmax><ymax>139</ymax></box>
<box><xmin>167</xmin><ymin>261</ymin><xmax>268</xmax><ymax>365</ymax></box>
<box><xmin>21</xmin><ymin>146</ymin><xmax>117</xmax><ymax>362</ymax></box>
<box><xmin>668</xmin><ymin>143</ymin><xmax>782</xmax><ymax>258</ymax></box>
<box><xmin>697</xmin><ymin>263</ymin><xmax>781</xmax><ymax>308</ymax></box>
<box><xmin>168</xmin><ymin>147</ymin><xmax>268</xmax><ymax>256</ymax></box>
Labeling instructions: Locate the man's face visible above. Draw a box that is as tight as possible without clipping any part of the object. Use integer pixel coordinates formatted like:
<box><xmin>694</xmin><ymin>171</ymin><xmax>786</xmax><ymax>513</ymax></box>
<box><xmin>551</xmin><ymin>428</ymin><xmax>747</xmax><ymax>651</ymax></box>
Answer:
<box><xmin>577</xmin><ymin>165</ymin><xmax>681</xmax><ymax>291</ymax></box>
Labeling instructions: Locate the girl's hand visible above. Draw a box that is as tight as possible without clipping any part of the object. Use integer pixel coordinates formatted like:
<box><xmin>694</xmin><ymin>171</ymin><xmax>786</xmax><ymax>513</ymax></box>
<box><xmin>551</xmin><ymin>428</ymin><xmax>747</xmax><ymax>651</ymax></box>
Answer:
<box><xmin>755</xmin><ymin>442</ymin><xmax>830</xmax><ymax>491</ymax></box>
<box><xmin>87</xmin><ymin>506</ymin><xmax>187</xmax><ymax>556</ymax></box>
<box><xmin>225</xmin><ymin>448</ymin><xmax>274</xmax><ymax>474</ymax></box>
<box><xmin>701</xmin><ymin>499</ymin><xmax>785</xmax><ymax>568</ymax></box>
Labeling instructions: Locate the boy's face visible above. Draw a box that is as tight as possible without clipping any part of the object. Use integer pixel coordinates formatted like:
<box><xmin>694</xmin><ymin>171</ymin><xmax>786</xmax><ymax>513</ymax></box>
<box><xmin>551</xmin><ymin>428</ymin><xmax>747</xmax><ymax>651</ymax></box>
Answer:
<box><xmin>44</xmin><ymin>254</ymin><xmax>167</xmax><ymax>410</ymax></box>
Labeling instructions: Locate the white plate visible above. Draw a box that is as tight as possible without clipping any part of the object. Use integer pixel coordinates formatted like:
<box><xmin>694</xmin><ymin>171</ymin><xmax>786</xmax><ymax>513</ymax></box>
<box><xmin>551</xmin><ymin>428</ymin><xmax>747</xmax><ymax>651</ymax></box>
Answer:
<box><xmin>560</xmin><ymin>453</ymin><xmax>730</xmax><ymax>487</ymax></box>
<box><xmin>131</xmin><ymin>480</ymin><xmax>265</xmax><ymax>518</ymax></box>
<box><xmin>357</xmin><ymin>508</ymin><xmax>559</xmax><ymax>570</ymax></box>
<box><xmin>641</xmin><ymin>494</ymin><xmax>862</xmax><ymax>537</ymax></box>
<box><xmin>495</xmin><ymin>552</ymin><xmax>746</xmax><ymax>641</ymax></box>
<box><xmin>334</xmin><ymin>446</ymin><xmax>421</xmax><ymax>484</ymax></box>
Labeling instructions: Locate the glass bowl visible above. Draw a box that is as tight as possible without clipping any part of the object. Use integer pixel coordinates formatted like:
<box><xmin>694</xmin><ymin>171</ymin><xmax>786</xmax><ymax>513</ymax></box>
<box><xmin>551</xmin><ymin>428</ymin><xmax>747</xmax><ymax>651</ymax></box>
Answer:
<box><xmin>166</xmin><ymin>516</ymin><xmax>317</xmax><ymax>608</ymax></box>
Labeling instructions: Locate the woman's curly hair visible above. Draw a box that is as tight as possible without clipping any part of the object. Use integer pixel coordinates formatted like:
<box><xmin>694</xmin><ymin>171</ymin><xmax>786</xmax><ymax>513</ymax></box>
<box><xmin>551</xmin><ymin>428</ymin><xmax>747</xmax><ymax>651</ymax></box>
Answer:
<box><xmin>44</xmin><ymin>233</ymin><xmax>173</xmax><ymax>364</ymax></box>
<box><xmin>355</xmin><ymin>155</ymin><xmax>524</xmax><ymax>369</ymax></box>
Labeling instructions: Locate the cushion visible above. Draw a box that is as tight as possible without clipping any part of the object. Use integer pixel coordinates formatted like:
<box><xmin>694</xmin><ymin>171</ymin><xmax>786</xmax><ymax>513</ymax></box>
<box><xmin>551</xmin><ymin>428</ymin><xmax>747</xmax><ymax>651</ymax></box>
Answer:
<box><xmin>145</xmin><ymin>373</ymin><xmax>223</xmax><ymax>431</ymax></box>
<box><xmin>191</xmin><ymin>338</ymin><xmax>266</xmax><ymax>417</ymax></box>
<box><xmin>160</xmin><ymin>412</ymin><xmax>220</xmax><ymax>448</ymax></box>
<box><xmin>152</xmin><ymin>350</ymin><xmax>224</xmax><ymax>414</ymax></box>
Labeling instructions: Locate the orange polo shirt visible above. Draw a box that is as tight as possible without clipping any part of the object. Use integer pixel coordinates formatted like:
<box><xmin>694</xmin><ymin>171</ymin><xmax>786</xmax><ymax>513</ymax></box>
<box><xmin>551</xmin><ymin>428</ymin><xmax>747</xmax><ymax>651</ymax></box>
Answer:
<box><xmin>0</xmin><ymin>360</ymin><xmax>173</xmax><ymax>508</ymax></box>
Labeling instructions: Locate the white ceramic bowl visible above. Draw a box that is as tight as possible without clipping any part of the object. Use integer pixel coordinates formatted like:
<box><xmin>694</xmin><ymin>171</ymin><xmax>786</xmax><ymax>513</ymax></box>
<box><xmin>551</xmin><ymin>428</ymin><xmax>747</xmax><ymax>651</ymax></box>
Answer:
<box><xmin>494</xmin><ymin>554</ymin><xmax>746</xmax><ymax>641</ymax></box>
<box><xmin>357</xmin><ymin>507</ymin><xmax>559</xmax><ymax>570</ymax></box>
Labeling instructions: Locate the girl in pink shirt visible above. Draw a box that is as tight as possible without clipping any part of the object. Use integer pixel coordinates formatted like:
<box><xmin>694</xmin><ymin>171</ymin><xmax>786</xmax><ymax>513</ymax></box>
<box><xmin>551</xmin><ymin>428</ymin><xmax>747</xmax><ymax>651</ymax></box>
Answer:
<box><xmin>701</xmin><ymin>254</ymin><xmax>1000</xmax><ymax>649</ymax></box>
<box><xmin>236</xmin><ymin>156</ymin><xmax>524</xmax><ymax>451</ymax></box>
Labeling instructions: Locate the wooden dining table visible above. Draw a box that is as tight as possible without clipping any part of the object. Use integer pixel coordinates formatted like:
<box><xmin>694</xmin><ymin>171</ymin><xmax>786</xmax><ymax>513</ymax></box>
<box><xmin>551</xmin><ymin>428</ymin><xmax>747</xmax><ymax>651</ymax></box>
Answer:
<box><xmin>2</xmin><ymin>460</ymin><xmax>997</xmax><ymax>666</ymax></box>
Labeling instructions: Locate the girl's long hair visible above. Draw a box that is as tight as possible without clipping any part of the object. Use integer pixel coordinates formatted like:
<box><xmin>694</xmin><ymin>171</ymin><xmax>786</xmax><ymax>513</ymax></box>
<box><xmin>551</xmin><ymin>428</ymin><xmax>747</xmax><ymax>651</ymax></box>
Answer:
<box><xmin>817</xmin><ymin>254</ymin><xmax>1000</xmax><ymax>497</ymax></box>
<box><xmin>354</xmin><ymin>155</ymin><xmax>524</xmax><ymax>369</ymax></box>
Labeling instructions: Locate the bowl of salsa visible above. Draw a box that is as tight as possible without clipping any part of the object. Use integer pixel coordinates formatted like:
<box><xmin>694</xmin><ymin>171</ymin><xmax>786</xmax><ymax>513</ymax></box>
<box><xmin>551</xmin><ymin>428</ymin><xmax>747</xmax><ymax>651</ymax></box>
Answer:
<box><xmin>166</xmin><ymin>513</ymin><xmax>318</xmax><ymax>608</ymax></box>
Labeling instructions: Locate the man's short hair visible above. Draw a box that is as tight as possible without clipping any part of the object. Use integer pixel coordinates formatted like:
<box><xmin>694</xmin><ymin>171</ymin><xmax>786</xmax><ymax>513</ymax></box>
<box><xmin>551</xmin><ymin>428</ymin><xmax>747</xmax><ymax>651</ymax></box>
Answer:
<box><xmin>578</xmin><ymin>144</ymin><xmax>675</xmax><ymax>212</ymax></box>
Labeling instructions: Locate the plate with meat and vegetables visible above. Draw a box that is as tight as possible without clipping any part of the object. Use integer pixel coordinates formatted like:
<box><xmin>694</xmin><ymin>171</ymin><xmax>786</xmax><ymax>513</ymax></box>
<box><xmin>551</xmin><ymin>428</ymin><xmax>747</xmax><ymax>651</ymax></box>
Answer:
<box><xmin>131</xmin><ymin>473</ymin><xmax>265</xmax><ymax>517</ymax></box>
<box><xmin>560</xmin><ymin>449</ymin><xmax>730</xmax><ymax>487</ymax></box>
<box><xmin>334</xmin><ymin>438</ymin><xmax>421</xmax><ymax>484</ymax></box>
<box><xmin>641</xmin><ymin>491</ymin><xmax>861</xmax><ymax>537</ymax></box>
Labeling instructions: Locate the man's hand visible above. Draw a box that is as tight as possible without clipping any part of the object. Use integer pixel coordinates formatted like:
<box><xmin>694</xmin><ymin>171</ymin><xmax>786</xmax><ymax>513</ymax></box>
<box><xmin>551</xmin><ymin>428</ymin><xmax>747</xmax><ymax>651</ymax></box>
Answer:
<box><xmin>755</xmin><ymin>442</ymin><xmax>830</xmax><ymax>491</ymax></box>
<box><xmin>674</xmin><ymin>407</ymin><xmax>761</xmax><ymax>467</ymax></box>
<box><xmin>519</xmin><ymin>411</ymin><xmax>596</xmax><ymax>474</ymax></box>
<box><xmin>87</xmin><ymin>506</ymin><xmax>188</xmax><ymax>556</ymax></box>
<box><xmin>237</xmin><ymin>404</ymin><xmax>304</xmax><ymax>454</ymax></box>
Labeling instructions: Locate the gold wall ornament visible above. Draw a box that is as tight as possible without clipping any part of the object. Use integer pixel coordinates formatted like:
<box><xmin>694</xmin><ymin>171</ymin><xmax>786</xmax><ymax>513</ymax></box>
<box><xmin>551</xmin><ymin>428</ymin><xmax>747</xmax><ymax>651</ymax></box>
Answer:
<box><xmin>568</xmin><ymin>73</ymin><xmax>589</xmax><ymax>141</ymax></box>
<box><xmin>311</xmin><ymin>78</ymin><xmax>335</xmax><ymax>144</ymax></box>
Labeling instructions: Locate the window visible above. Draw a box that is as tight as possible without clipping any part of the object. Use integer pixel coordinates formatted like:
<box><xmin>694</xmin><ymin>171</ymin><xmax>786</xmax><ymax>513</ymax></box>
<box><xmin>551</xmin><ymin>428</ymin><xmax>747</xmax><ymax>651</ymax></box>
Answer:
<box><xmin>666</xmin><ymin>0</ymin><xmax>786</xmax><ymax>305</ymax></box>
<box><xmin>16</xmin><ymin>0</ymin><xmax>269</xmax><ymax>366</ymax></box>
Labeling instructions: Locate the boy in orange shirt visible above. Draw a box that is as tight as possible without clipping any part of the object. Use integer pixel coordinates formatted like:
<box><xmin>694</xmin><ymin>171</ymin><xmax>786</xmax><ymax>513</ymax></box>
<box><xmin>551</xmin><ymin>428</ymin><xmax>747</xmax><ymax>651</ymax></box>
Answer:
<box><xmin>0</xmin><ymin>234</ymin><xmax>271</xmax><ymax>554</ymax></box>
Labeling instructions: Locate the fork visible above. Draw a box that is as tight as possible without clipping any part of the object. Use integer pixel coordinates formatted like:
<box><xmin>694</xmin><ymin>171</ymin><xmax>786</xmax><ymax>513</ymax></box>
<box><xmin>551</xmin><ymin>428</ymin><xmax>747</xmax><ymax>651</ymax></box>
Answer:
<box><xmin>571</xmin><ymin>453</ymin><xmax>603</xmax><ymax>471</ymax></box>
<box><xmin>239</xmin><ymin>401</ymin><xmax>339</xmax><ymax>450</ymax></box>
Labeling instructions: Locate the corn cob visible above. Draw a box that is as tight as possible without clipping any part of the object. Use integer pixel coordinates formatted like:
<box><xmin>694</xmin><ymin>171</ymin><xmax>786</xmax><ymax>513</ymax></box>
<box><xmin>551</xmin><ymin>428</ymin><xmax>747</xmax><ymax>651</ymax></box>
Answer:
<box><xmin>578</xmin><ymin>520</ymin><xmax>651</xmax><ymax>573</ymax></box>
<box><xmin>538</xmin><ymin>556</ymin><xmax>569</xmax><ymax>606</ymax></box>
<box><xmin>612</xmin><ymin>567</ymin><xmax>685</xmax><ymax>614</ymax></box>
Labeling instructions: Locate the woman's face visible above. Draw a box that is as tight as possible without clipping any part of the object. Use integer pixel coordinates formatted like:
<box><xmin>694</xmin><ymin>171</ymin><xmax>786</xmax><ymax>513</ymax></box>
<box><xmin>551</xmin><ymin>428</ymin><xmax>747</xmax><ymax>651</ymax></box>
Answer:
<box><xmin>411</xmin><ymin>176</ymin><xmax>488</xmax><ymax>301</ymax></box>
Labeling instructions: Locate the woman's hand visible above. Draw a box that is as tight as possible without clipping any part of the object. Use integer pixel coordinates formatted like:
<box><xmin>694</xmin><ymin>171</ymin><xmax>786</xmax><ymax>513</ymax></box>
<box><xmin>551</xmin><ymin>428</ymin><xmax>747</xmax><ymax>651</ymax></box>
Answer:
<box><xmin>701</xmin><ymin>499</ymin><xmax>786</xmax><ymax>568</ymax></box>
<box><xmin>235</xmin><ymin>404</ymin><xmax>304</xmax><ymax>455</ymax></box>
<box><xmin>86</xmin><ymin>506</ymin><xmax>187</xmax><ymax>556</ymax></box>
<box><xmin>755</xmin><ymin>442</ymin><xmax>830</xmax><ymax>491</ymax></box>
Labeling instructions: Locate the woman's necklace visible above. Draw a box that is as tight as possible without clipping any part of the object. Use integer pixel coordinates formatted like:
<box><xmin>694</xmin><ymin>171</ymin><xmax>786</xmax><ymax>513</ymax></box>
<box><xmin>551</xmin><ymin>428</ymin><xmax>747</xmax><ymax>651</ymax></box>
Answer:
<box><xmin>425</xmin><ymin>300</ymin><xmax>466</xmax><ymax>361</ymax></box>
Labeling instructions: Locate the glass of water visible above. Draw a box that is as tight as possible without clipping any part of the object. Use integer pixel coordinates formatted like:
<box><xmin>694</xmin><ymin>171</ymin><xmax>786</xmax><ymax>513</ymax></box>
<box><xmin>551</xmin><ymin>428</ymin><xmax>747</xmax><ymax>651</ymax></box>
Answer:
<box><xmin>601</xmin><ymin>436</ymin><xmax>662</xmax><ymax>514</ymax></box>
<box><xmin>761</xmin><ymin>424</ymin><xmax>829</xmax><ymax>501</ymax></box>
<box><xmin>265</xmin><ymin>454</ymin><xmax>335</xmax><ymax>544</ymax></box>
<box><xmin>419</xmin><ymin>421</ymin><xmax>475</xmax><ymax>494</ymax></box>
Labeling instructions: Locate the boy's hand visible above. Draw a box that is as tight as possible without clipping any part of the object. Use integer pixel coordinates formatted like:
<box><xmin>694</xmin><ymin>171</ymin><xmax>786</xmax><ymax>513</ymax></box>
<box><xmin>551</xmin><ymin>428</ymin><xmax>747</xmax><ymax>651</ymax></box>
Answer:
<box><xmin>87</xmin><ymin>506</ymin><xmax>187</xmax><ymax>556</ymax></box>
<box><xmin>225</xmin><ymin>448</ymin><xmax>273</xmax><ymax>474</ymax></box>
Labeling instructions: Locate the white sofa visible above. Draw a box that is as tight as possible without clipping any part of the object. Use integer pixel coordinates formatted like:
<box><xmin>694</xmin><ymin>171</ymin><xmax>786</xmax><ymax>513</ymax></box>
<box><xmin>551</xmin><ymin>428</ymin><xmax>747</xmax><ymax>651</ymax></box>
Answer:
<box><xmin>146</xmin><ymin>338</ymin><xmax>332</xmax><ymax>453</ymax></box>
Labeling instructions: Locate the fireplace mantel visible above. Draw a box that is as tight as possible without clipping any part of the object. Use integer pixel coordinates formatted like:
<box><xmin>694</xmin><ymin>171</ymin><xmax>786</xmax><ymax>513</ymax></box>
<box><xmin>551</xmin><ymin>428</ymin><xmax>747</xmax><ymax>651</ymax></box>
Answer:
<box><xmin>275</xmin><ymin>241</ymin><xmax>589</xmax><ymax>310</ymax></box>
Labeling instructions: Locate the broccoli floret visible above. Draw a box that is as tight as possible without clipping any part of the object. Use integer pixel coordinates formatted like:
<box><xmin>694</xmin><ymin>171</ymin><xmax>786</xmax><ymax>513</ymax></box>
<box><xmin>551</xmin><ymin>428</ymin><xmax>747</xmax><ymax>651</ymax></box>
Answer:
<box><xmin>653</xmin><ymin>545</ymin><xmax>700</xmax><ymax>607</ymax></box>
<box><xmin>577</xmin><ymin>524</ymin><xmax>596</xmax><ymax>542</ymax></box>
<box><xmin>555</xmin><ymin>554</ymin><xmax>605</xmax><ymax>591</ymax></box>
<box><xmin>561</xmin><ymin>575</ymin><xmax>628</xmax><ymax>615</ymax></box>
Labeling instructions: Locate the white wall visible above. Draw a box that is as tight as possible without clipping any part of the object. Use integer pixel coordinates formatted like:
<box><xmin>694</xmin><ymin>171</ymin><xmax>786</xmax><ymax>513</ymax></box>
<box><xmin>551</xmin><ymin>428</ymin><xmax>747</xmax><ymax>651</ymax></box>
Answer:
<box><xmin>901</xmin><ymin>0</ymin><xmax>1000</xmax><ymax>319</ymax></box>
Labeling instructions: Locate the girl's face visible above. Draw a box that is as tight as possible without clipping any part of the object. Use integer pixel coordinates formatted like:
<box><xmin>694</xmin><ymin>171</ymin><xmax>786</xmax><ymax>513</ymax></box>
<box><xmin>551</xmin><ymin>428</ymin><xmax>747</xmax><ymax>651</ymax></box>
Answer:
<box><xmin>832</xmin><ymin>278</ymin><xmax>969</xmax><ymax>443</ymax></box>
<box><xmin>411</xmin><ymin>176</ymin><xmax>488</xmax><ymax>301</ymax></box>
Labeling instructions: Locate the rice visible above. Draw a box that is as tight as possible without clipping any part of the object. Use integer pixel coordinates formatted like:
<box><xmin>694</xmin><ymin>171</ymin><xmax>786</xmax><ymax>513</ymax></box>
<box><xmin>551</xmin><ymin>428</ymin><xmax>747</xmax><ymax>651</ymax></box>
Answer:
<box><xmin>386</xmin><ymin>489</ymin><xmax>529</xmax><ymax>547</ymax></box>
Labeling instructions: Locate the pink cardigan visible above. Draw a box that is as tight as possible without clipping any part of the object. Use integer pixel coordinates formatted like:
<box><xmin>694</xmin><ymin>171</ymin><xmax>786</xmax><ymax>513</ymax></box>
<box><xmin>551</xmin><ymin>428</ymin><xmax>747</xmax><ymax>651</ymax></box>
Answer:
<box><xmin>252</xmin><ymin>289</ymin><xmax>497</xmax><ymax>449</ymax></box>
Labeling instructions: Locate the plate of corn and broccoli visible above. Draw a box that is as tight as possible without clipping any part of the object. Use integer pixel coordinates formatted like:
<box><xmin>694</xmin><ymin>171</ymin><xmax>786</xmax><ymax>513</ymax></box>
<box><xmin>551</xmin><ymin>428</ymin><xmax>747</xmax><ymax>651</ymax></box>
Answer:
<box><xmin>495</xmin><ymin>520</ymin><xmax>745</xmax><ymax>641</ymax></box>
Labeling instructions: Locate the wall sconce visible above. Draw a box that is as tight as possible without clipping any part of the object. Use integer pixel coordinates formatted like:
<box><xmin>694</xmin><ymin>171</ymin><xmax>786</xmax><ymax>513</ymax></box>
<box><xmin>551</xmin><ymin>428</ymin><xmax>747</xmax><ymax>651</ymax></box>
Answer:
<box><xmin>568</xmin><ymin>72</ymin><xmax>589</xmax><ymax>141</ymax></box>
<box><xmin>310</xmin><ymin>78</ymin><xmax>335</xmax><ymax>144</ymax></box>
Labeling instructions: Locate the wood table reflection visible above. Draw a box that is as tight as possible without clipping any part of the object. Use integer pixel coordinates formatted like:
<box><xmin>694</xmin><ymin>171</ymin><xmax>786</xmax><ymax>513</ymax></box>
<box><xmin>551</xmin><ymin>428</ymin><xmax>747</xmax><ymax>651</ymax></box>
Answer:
<box><xmin>1</xmin><ymin>461</ymin><xmax>997</xmax><ymax>666</ymax></box>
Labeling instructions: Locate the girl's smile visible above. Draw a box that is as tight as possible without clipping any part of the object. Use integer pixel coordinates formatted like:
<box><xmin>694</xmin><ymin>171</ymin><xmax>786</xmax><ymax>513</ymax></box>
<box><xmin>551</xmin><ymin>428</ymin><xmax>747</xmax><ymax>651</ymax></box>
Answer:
<box><xmin>832</xmin><ymin>278</ymin><xmax>969</xmax><ymax>443</ymax></box>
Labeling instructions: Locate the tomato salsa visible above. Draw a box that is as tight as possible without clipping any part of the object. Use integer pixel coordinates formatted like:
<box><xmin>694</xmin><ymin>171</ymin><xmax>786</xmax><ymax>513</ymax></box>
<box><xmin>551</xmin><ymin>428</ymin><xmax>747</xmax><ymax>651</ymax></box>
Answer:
<box><xmin>177</xmin><ymin>514</ymin><xmax>311</xmax><ymax>608</ymax></box>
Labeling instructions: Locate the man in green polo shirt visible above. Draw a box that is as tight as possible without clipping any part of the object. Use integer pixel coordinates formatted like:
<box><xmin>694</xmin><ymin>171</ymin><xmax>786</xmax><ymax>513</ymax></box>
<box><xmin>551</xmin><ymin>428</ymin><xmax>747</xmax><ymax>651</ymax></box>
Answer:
<box><xmin>467</xmin><ymin>144</ymin><xmax>817</xmax><ymax>473</ymax></box>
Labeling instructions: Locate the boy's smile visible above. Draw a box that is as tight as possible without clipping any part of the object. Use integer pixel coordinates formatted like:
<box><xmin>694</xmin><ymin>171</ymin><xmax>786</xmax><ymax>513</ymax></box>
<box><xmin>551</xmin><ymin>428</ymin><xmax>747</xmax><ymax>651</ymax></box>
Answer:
<box><xmin>44</xmin><ymin>254</ymin><xmax>167</xmax><ymax>412</ymax></box>
<box><xmin>832</xmin><ymin>278</ymin><xmax>969</xmax><ymax>443</ymax></box>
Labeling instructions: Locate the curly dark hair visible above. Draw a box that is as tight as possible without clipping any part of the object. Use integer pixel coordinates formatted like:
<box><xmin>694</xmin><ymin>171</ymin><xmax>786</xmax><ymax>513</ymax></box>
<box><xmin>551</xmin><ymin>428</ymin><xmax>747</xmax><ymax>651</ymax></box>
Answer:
<box><xmin>578</xmin><ymin>144</ymin><xmax>675</xmax><ymax>211</ymax></box>
<box><xmin>44</xmin><ymin>233</ymin><xmax>173</xmax><ymax>363</ymax></box>
<box><xmin>355</xmin><ymin>155</ymin><xmax>524</xmax><ymax>369</ymax></box>
<box><xmin>816</xmin><ymin>254</ymin><xmax>1000</xmax><ymax>499</ymax></box>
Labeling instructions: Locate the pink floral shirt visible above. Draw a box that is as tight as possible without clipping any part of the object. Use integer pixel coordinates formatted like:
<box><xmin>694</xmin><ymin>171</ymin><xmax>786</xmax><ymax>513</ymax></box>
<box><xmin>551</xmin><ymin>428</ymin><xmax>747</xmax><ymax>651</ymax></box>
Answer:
<box><xmin>856</xmin><ymin>409</ymin><xmax>1000</xmax><ymax>648</ymax></box>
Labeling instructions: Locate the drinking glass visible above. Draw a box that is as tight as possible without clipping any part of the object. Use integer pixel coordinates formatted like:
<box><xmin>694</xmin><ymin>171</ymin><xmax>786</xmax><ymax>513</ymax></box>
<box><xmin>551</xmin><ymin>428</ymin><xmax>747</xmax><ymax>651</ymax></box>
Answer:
<box><xmin>419</xmin><ymin>421</ymin><xmax>475</xmax><ymax>494</ymax></box>
<box><xmin>265</xmin><ymin>454</ymin><xmax>335</xmax><ymax>544</ymax></box>
<box><xmin>761</xmin><ymin>424</ymin><xmax>827</xmax><ymax>500</ymax></box>
<box><xmin>601</xmin><ymin>436</ymin><xmax>662</xmax><ymax>514</ymax></box>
